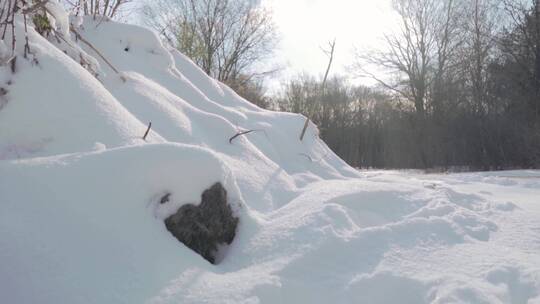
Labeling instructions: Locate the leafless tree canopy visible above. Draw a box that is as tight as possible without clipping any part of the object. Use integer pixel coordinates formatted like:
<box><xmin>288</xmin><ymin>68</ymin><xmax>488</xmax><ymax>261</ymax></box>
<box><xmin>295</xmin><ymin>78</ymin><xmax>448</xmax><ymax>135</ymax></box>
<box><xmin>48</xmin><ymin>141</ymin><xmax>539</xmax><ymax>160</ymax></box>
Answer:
<box><xmin>274</xmin><ymin>0</ymin><xmax>540</xmax><ymax>170</ymax></box>
<box><xmin>63</xmin><ymin>0</ymin><xmax>132</xmax><ymax>18</ymax></box>
<box><xmin>142</xmin><ymin>0</ymin><xmax>277</xmax><ymax>97</ymax></box>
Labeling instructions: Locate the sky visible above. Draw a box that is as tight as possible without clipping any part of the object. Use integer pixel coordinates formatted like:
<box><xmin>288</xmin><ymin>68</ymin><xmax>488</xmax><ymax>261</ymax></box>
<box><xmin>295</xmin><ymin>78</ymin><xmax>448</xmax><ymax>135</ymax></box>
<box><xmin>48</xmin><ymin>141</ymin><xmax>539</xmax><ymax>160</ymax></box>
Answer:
<box><xmin>263</xmin><ymin>0</ymin><xmax>395</xmax><ymax>91</ymax></box>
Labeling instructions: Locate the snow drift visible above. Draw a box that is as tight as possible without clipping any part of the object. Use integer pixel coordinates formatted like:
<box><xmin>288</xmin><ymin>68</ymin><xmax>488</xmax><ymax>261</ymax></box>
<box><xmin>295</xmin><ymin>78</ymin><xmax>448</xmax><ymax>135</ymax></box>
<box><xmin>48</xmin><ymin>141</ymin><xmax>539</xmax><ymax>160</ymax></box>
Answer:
<box><xmin>1</xmin><ymin>5</ymin><xmax>540</xmax><ymax>304</ymax></box>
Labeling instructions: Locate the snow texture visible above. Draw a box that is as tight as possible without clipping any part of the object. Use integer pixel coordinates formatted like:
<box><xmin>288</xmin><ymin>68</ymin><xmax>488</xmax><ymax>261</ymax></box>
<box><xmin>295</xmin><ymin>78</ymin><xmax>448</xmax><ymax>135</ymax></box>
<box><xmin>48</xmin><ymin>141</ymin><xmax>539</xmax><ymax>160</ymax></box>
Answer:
<box><xmin>0</xmin><ymin>10</ymin><xmax>539</xmax><ymax>304</ymax></box>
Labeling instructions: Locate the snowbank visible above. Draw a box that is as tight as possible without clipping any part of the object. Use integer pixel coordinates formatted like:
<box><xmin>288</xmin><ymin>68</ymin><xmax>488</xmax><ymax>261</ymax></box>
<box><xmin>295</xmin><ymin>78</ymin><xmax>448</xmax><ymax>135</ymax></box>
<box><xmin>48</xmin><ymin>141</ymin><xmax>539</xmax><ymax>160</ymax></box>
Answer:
<box><xmin>0</xmin><ymin>143</ymin><xmax>244</xmax><ymax>304</ymax></box>
<box><xmin>0</xmin><ymin>8</ymin><xmax>539</xmax><ymax>304</ymax></box>
<box><xmin>0</xmin><ymin>16</ymin><xmax>158</xmax><ymax>160</ymax></box>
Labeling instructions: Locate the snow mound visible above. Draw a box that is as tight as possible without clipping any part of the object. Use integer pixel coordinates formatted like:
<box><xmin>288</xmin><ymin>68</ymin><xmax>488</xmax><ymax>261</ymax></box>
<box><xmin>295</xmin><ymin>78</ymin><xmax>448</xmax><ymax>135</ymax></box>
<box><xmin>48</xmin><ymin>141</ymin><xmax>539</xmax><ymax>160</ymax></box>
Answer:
<box><xmin>0</xmin><ymin>144</ymin><xmax>243</xmax><ymax>303</ymax></box>
<box><xmin>1</xmin><ymin>10</ymin><xmax>540</xmax><ymax>304</ymax></box>
<box><xmin>0</xmin><ymin>17</ymin><xmax>158</xmax><ymax>160</ymax></box>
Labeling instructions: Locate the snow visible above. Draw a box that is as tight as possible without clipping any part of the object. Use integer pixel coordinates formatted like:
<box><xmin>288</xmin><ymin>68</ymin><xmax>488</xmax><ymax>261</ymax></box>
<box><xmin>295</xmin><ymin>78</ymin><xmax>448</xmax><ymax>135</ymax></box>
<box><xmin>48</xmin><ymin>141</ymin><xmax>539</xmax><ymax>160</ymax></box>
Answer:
<box><xmin>72</xmin><ymin>15</ymin><xmax>84</xmax><ymax>29</ymax></box>
<box><xmin>45</xmin><ymin>0</ymin><xmax>70</xmax><ymax>37</ymax></box>
<box><xmin>1</xmin><ymin>8</ymin><xmax>539</xmax><ymax>304</ymax></box>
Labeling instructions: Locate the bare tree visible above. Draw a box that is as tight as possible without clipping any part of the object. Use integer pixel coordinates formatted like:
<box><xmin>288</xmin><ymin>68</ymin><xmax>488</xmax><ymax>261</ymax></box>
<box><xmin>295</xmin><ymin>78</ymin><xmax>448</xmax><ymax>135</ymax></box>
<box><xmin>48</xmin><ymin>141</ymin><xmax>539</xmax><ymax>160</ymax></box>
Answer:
<box><xmin>499</xmin><ymin>0</ymin><xmax>540</xmax><ymax>122</ymax></box>
<box><xmin>430</xmin><ymin>0</ymin><xmax>464</xmax><ymax>117</ymax></box>
<box><xmin>354</xmin><ymin>0</ymin><xmax>462</xmax><ymax>121</ymax></box>
<box><xmin>277</xmin><ymin>0</ymin><xmax>540</xmax><ymax>170</ymax></box>
<box><xmin>63</xmin><ymin>0</ymin><xmax>132</xmax><ymax>18</ymax></box>
<box><xmin>352</xmin><ymin>0</ymin><xmax>465</xmax><ymax>167</ymax></box>
<box><xmin>461</xmin><ymin>0</ymin><xmax>500</xmax><ymax>115</ymax></box>
<box><xmin>142</xmin><ymin>0</ymin><xmax>277</xmax><ymax>89</ymax></box>
<box><xmin>354</xmin><ymin>0</ymin><xmax>428</xmax><ymax>118</ymax></box>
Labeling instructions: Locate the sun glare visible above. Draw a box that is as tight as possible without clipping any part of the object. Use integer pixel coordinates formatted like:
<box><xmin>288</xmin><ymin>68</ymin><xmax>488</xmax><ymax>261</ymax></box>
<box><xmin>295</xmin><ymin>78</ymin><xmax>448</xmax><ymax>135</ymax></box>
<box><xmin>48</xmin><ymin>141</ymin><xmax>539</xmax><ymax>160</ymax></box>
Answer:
<box><xmin>263</xmin><ymin>0</ymin><xmax>395</xmax><ymax>82</ymax></box>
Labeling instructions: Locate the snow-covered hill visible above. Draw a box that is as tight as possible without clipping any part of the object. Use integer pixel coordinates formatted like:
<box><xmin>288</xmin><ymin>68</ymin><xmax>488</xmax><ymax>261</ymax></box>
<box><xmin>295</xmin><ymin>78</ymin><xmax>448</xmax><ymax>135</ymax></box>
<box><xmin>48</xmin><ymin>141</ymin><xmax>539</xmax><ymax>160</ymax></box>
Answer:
<box><xmin>1</xmin><ymin>7</ymin><xmax>539</xmax><ymax>304</ymax></box>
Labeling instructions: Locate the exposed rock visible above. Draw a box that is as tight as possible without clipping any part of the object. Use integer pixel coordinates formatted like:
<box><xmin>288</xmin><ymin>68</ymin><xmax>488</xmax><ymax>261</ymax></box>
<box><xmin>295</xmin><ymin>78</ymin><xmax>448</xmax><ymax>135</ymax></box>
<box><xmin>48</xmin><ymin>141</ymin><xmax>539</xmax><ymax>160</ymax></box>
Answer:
<box><xmin>164</xmin><ymin>182</ymin><xmax>238</xmax><ymax>264</ymax></box>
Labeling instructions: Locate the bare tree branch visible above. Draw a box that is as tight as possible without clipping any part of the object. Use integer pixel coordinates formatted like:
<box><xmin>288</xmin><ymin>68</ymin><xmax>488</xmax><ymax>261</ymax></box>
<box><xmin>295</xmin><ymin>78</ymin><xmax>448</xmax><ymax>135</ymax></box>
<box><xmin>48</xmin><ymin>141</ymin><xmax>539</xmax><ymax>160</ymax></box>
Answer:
<box><xmin>300</xmin><ymin>39</ymin><xmax>336</xmax><ymax>141</ymax></box>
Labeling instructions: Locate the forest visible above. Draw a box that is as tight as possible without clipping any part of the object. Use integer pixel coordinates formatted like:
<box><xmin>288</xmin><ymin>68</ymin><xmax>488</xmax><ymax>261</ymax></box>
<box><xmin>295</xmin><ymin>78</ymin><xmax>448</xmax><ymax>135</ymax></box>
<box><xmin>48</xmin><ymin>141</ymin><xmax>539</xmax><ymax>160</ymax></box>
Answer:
<box><xmin>275</xmin><ymin>0</ymin><xmax>540</xmax><ymax>170</ymax></box>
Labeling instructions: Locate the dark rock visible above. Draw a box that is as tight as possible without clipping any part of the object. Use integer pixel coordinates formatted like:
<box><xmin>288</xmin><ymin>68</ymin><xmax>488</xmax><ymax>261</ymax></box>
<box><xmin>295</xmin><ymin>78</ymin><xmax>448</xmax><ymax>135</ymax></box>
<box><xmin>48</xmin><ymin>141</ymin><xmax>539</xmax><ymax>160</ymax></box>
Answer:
<box><xmin>164</xmin><ymin>182</ymin><xmax>239</xmax><ymax>264</ymax></box>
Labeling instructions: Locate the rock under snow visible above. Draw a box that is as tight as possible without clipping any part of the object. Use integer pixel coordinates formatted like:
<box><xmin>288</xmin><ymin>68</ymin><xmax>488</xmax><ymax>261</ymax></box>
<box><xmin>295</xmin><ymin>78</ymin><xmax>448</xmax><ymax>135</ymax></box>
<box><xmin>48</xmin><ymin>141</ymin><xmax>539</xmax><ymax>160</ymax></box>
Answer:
<box><xmin>164</xmin><ymin>182</ymin><xmax>238</xmax><ymax>264</ymax></box>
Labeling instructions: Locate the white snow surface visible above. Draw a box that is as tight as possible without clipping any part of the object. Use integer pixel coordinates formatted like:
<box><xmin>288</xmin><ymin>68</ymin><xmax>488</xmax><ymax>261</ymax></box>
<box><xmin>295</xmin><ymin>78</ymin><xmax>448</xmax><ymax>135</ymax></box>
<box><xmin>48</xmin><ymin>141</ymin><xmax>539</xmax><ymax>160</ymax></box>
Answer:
<box><xmin>1</xmin><ymin>15</ymin><xmax>539</xmax><ymax>304</ymax></box>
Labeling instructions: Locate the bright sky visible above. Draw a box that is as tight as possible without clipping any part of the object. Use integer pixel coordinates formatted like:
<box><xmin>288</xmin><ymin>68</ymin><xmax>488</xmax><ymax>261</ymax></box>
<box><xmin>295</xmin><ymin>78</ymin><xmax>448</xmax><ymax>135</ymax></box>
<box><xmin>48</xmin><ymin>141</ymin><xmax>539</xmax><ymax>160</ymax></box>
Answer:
<box><xmin>263</xmin><ymin>0</ymin><xmax>395</xmax><ymax>90</ymax></box>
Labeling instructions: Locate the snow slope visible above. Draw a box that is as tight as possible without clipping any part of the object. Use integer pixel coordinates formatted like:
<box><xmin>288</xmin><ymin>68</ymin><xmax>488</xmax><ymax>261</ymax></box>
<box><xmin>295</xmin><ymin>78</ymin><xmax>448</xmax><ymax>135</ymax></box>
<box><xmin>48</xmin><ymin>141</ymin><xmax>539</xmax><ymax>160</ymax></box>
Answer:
<box><xmin>1</xmin><ymin>9</ymin><xmax>539</xmax><ymax>304</ymax></box>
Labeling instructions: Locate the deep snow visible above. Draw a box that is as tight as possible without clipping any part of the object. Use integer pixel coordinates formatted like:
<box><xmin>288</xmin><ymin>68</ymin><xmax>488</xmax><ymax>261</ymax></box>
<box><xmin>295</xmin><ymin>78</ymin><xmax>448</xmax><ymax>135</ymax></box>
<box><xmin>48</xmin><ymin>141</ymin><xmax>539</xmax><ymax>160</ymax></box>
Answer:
<box><xmin>0</xmin><ymin>7</ymin><xmax>539</xmax><ymax>304</ymax></box>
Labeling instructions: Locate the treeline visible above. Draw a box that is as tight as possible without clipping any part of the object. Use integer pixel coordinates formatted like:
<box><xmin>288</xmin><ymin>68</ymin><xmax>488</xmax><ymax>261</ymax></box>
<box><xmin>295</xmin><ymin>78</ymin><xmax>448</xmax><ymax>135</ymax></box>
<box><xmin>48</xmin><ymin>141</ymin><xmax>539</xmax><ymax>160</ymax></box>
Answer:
<box><xmin>139</xmin><ymin>0</ymin><xmax>540</xmax><ymax>170</ymax></box>
<box><xmin>271</xmin><ymin>0</ymin><xmax>540</xmax><ymax>170</ymax></box>
<box><xmin>274</xmin><ymin>74</ymin><xmax>539</xmax><ymax>170</ymax></box>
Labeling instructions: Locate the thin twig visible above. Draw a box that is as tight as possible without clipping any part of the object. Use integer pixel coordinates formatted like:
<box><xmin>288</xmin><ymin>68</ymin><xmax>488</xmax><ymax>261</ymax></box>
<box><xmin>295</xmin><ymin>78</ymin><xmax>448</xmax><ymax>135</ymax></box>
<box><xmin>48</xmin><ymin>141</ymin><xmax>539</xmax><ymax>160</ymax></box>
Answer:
<box><xmin>10</xmin><ymin>0</ymin><xmax>16</xmax><ymax>56</ymax></box>
<box><xmin>2</xmin><ymin>0</ymin><xmax>12</xmax><ymax>40</ymax></box>
<box><xmin>299</xmin><ymin>116</ymin><xmax>311</xmax><ymax>141</ymax></box>
<box><xmin>142</xmin><ymin>121</ymin><xmax>152</xmax><ymax>141</ymax></box>
<box><xmin>22</xmin><ymin>4</ymin><xmax>30</xmax><ymax>58</ymax></box>
<box><xmin>70</xmin><ymin>26</ymin><xmax>124</xmax><ymax>80</ymax></box>
<box><xmin>229</xmin><ymin>129</ymin><xmax>262</xmax><ymax>144</ymax></box>
<box><xmin>51</xmin><ymin>28</ymin><xmax>75</xmax><ymax>48</ymax></box>
<box><xmin>300</xmin><ymin>39</ymin><xmax>336</xmax><ymax>141</ymax></box>
<box><xmin>10</xmin><ymin>55</ymin><xmax>16</xmax><ymax>73</ymax></box>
